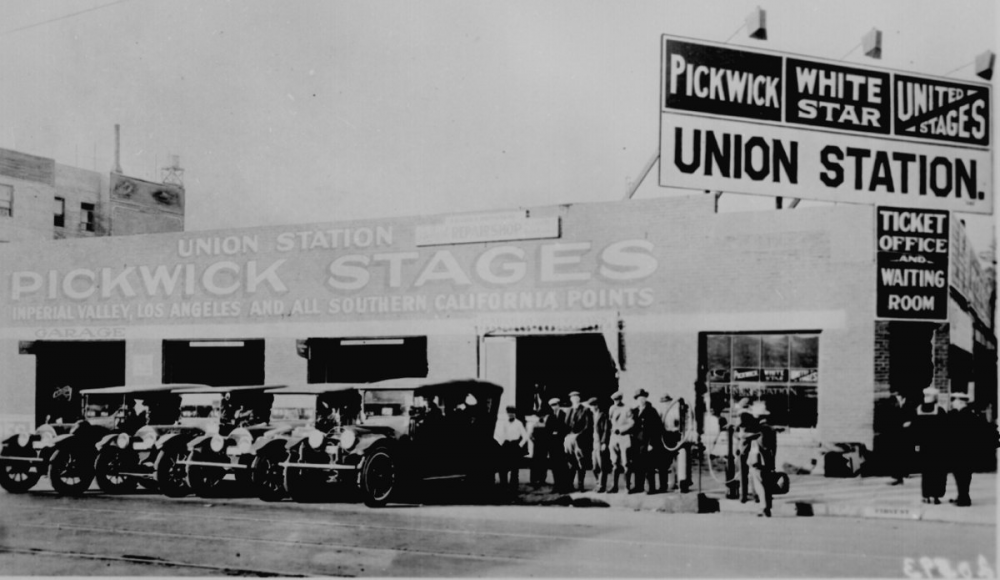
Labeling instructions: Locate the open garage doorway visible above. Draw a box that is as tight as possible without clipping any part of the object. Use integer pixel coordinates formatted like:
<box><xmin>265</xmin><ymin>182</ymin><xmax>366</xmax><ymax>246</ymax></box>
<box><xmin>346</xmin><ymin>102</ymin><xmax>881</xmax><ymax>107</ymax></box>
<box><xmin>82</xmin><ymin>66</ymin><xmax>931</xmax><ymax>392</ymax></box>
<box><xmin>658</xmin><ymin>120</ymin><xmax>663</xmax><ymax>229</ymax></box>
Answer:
<box><xmin>512</xmin><ymin>334</ymin><xmax>619</xmax><ymax>414</ymax></box>
<box><xmin>162</xmin><ymin>339</ymin><xmax>265</xmax><ymax>386</ymax></box>
<box><xmin>30</xmin><ymin>340</ymin><xmax>125</xmax><ymax>427</ymax></box>
<box><xmin>304</xmin><ymin>337</ymin><xmax>428</xmax><ymax>383</ymax></box>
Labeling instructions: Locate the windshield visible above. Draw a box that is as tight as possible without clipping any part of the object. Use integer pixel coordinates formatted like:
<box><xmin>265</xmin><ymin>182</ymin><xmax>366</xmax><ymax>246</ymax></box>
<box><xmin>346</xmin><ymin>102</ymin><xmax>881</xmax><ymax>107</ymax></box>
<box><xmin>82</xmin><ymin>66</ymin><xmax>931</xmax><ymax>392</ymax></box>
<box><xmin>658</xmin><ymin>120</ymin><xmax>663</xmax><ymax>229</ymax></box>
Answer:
<box><xmin>179</xmin><ymin>393</ymin><xmax>221</xmax><ymax>422</ymax></box>
<box><xmin>270</xmin><ymin>394</ymin><xmax>316</xmax><ymax>422</ymax></box>
<box><xmin>362</xmin><ymin>390</ymin><xmax>412</xmax><ymax>420</ymax></box>
<box><xmin>83</xmin><ymin>393</ymin><xmax>126</xmax><ymax>422</ymax></box>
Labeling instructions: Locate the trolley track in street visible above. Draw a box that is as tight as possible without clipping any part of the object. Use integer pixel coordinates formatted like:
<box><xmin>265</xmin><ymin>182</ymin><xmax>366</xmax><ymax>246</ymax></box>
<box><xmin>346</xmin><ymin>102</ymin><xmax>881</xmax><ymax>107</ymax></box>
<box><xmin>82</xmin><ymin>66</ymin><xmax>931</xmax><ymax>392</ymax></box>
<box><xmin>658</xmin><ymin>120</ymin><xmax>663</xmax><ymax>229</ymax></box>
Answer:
<box><xmin>0</xmin><ymin>546</ymin><xmax>311</xmax><ymax>577</ymax></box>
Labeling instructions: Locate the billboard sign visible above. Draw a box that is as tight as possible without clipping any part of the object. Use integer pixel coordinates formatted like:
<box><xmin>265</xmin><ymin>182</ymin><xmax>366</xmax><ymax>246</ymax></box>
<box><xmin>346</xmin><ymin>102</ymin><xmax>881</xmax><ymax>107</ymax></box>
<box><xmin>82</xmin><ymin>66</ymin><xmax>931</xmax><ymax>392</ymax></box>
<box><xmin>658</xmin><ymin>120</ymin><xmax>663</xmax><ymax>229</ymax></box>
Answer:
<box><xmin>660</xmin><ymin>36</ymin><xmax>992</xmax><ymax>215</ymax></box>
<box><xmin>875</xmin><ymin>206</ymin><xmax>949</xmax><ymax>320</ymax></box>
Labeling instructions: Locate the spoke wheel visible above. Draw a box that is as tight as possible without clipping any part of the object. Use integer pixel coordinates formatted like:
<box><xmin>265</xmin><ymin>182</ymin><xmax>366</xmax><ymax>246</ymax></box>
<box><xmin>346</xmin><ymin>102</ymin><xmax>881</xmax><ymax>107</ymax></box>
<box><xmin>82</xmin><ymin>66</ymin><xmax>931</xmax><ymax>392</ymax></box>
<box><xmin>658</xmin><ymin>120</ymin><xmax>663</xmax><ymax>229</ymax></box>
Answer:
<box><xmin>95</xmin><ymin>446</ymin><xmax>138</xmax><ymax>494</ymax></box>
<box><xmin>0</xmin><ymin>448</ymin><xmax>42</xmax><ymax>493</ymax></box>
<box><xmin>49</xmin><ymin>449</ymin><xmax>93</xmax><ymax>496</ymax></box>
<box><xmin>154</xmin><ymin>448</ymin><xmax>189</xmax><ymax>498</ymax></box>
<box><xmin>186</xmin><ymin>450</ymin><xmax>226</xmax><ymax>497</ymax></box>
<box><xmin>252</xmin><ymin>452</ymin><xmax>286</xmax><ymax>502</ymax></box>
<box><xmin>360</xmin><ymin>449</ymin><xmax>396</xmax><ymax>507</ymax></box>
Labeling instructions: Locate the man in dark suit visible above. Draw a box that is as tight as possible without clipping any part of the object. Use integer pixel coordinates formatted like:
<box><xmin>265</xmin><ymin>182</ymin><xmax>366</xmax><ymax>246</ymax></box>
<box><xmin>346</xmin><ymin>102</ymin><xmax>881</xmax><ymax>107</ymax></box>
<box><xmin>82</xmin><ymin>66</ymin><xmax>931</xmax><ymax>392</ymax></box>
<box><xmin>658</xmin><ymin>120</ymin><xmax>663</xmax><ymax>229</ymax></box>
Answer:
<box><xmin>631</xmin><ymin>389</ymin><xmax>663</xmax><ymax>494</ymax></box>
<box><xmin>589</xmin><ymin>397</ymin><xmax>612</xmax><ymax>493</ymax></box>
<box><xmin>564</xmin><ymin>391</ymin><xmax>594</xmax><ymax>492</ymax></box>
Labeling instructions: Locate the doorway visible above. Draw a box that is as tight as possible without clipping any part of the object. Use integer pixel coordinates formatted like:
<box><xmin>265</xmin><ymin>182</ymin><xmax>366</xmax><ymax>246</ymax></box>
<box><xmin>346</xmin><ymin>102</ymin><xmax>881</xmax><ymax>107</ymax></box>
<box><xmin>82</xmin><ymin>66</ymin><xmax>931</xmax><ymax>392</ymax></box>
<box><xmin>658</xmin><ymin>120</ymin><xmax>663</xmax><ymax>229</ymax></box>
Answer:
<box><xmin>482</xmin><ymin>333</ymin><xmax>618</xmax><ymax>415</ymax></box>
<box><xmin>32</xmin><ymin>340</ymin><xmax>126</xmax><ymax>427</ymax></box>
<box><xmin>162</xmin><ymin>339</ymin><xmax>265</xmax><ymax>386</ymax></box>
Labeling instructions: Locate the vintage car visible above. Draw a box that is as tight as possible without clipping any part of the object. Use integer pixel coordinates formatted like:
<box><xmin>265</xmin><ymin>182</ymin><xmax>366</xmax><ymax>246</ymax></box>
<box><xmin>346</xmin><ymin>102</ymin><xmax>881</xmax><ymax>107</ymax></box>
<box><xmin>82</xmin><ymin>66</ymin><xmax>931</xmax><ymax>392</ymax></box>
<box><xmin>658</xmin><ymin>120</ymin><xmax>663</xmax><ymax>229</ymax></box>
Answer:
<box><xmin>250</xmin><ymin>383</ymin><xmax>362</xmax><ymax>501</ymax></box>
<box><xmin>91</xmin><ymin>384</ymin><xmax>250</xmax><ymax>495</ymax></box>
<box><xmin>0</xmin><ymin>383</ymin><xmax>206</xmax><ymax>495</ymax></box>
<box><xmin>281</xmin><ymin>377</ymin><xmax>503</xmax><ymax>507</ymax></box>
<box><xmin>180</xmin><ymin>384</ymin><xmax>321</xmax><ymax>497</ymax></box>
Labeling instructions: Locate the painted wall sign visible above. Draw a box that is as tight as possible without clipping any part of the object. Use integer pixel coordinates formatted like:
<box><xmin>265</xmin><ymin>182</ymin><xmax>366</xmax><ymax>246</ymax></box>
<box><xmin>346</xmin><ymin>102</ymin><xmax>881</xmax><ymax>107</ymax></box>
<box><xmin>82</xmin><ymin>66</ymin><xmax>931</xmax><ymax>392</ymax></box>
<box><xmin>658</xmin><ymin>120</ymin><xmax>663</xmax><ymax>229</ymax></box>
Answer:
<box><xmin>660</xmin><ymin>36</ymin><xmax>993</xmax><ymax>215</ymax></box>
<box><xmin>875</xmin><ymin>206</ymin><xmax>950</xmax><ymax>320</ymax></box>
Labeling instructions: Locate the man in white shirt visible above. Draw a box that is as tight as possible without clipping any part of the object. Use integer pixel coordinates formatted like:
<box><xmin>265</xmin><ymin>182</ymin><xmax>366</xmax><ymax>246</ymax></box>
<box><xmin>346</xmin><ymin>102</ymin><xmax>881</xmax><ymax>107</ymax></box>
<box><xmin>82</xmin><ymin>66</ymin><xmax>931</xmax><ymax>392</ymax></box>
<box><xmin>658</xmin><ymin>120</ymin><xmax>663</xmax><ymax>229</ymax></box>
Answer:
<box><xmin>494</xmin><ymin>405</ymin><xmax>529</xmax><ymax>495</ymax></box>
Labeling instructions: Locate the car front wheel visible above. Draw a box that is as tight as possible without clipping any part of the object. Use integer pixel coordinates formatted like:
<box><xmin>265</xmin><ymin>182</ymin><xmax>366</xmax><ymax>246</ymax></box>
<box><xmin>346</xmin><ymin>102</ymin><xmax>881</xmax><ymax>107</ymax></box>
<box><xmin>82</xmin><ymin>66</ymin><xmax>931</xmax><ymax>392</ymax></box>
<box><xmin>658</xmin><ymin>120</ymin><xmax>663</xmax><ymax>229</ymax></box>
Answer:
<box><xmin>49</xmin><ymin>448</ymin><xmax>94</xmax><ymax>496</ymax></box>
<box><xmin>154</xmin><ymin>447</ymin><xmax>189</xmax><ymax>498</ymax></box>
<box><xmin>0</xmin><ymin>447</ymin><xmax>42</xmax><ymax>493</ymax></box>
<box><xmin>252</xmin><ymin>451</ymin><xmax>286</xmax><ymax>502</ymax></box>
<box><xmin>360</xmin><ymin>449</ymin><xmax>397</xmax><ymax>507</ymax></box>
<box><xmin>186</xmin><ymin>450</ymin><xmax>226</xmax><ymax>497</ymax></box>
<box><xmin>95</xmin><ymin>446</ymin><xmax>138</xmax><ymax>494</ymax></box>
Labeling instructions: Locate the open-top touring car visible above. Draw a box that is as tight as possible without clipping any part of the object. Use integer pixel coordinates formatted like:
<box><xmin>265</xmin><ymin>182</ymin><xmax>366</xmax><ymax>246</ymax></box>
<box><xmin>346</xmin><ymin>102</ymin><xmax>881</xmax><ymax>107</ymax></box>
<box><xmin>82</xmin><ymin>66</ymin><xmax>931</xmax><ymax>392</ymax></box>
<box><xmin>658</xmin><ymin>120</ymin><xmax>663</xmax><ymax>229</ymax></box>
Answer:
<box><xmin>90</xmin><ymin>383</ymin><xmax>263</xmax><ymax>495</ymax></box>
<box><xmin>179</xmin><ymin>383</ymin><xmax>323</xmax><ymax>497</ymax></box>
<box><xmin>250</xmin><ymin>383</ymin><xmax>362</xmax><ymax>501</ymax></box>
<box><xmin>0</xmin><ymin>383</ymin><xmax>207</xmax><ymax>495</ymax></box>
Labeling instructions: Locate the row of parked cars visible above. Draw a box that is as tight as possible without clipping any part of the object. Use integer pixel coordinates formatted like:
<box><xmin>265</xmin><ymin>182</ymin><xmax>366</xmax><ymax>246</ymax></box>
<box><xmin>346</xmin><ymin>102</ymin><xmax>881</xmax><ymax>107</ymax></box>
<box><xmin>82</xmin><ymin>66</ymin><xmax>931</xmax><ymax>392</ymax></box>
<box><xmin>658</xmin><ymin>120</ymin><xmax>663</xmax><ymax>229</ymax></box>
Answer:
<box><xmin>0</xmin><ymin>378</ymin><xmax>503</xmax><ymax>507</ymax></box>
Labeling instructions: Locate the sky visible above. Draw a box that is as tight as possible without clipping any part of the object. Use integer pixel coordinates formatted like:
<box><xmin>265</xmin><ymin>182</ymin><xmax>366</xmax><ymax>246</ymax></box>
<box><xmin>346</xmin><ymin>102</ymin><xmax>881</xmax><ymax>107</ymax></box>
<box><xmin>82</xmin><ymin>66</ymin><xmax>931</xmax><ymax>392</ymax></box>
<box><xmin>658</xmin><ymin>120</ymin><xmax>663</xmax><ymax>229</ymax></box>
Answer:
<box><xmin>0</xmin><ymin>0</ymin><xmax>996</xmax><ymax>258</ymax></box>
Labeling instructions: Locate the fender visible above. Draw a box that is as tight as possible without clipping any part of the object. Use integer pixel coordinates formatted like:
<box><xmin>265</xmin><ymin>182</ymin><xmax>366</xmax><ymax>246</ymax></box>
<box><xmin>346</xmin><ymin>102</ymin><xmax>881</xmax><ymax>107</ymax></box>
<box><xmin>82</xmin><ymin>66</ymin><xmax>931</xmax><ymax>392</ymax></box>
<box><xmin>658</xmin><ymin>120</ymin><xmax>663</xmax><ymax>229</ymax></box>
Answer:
<box><xmin>354</xmin><ymin>433</ymin><xmax>394</xmax><ymax>457</ymax></box>
<box><xmin>95</xmin><ymin>433</ymin><xmax>119</xmax><ymax>451</ymax></box>
<box><xmin>187</xmin><ymin>433</ymin><xmax>216</xmax><ymax>452</ymax></box>
<box><xmin>284</xmin><ymin>434</ymin><xmax>308</xmax><ymax>450</ymax></box>
<box><xmin>254</xmin><ymin>436</ymin><xmax>288</xmax><ymax>455</ymax></box>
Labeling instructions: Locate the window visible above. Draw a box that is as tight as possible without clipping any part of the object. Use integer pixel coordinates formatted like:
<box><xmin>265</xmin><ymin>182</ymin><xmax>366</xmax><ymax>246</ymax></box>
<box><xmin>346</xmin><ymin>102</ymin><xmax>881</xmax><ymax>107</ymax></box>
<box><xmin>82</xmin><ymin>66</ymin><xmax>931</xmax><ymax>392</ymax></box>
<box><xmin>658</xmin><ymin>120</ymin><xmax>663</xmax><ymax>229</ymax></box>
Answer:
<box><xmin>54</xmin><ymin>197</ymin><xmax>65</xmax><ymax>227</ymax></box>
<box><xmin>81</xmin><ymin>202</ymin><xmax>95</xmax><ymax>232</ymax></box>
<box><xmin>0</xmin><ymin>185</ymin><xmax>12</xmax><ymax>217</ymax></box>
<box><xmin>706</xmin><ymin>332</ymin><xmax>819</xmax><ymax>428</ymax></box>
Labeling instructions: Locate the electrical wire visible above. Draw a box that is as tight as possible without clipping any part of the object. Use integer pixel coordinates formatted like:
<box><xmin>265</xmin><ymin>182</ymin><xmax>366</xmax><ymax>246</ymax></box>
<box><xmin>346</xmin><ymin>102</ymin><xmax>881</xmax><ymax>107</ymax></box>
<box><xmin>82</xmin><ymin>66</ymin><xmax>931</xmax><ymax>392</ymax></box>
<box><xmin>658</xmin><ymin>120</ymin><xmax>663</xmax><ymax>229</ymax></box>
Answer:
<box><xmin>0</xmin><ymin>0</ymin><xmax>141</xmax><ymax>37</ymax></box>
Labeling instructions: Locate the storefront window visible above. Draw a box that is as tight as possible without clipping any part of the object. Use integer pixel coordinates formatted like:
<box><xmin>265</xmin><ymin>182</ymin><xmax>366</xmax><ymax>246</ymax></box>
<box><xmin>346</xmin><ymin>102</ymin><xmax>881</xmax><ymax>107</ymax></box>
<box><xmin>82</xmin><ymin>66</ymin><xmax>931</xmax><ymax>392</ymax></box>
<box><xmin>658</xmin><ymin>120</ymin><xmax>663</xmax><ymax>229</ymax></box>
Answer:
<box><xmin>704</xmin><ymin>332</ymin><xmax>819</xmax><ymax>429</ymax></box>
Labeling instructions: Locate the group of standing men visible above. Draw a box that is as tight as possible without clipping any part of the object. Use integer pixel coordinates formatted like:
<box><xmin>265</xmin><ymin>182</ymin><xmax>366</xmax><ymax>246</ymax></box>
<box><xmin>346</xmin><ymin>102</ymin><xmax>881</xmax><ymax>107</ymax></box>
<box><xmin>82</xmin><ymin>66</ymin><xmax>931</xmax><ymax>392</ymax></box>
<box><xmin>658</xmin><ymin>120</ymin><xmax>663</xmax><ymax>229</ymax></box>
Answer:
<box><xmin>493</xmin><ymin>387</ymin><xmax>693</xmax><ymax>495</ymax></box>
<box><xmin>883</xmin><ymin>385</ymin><xmax>996</xmax><ymax>507</ymax></box>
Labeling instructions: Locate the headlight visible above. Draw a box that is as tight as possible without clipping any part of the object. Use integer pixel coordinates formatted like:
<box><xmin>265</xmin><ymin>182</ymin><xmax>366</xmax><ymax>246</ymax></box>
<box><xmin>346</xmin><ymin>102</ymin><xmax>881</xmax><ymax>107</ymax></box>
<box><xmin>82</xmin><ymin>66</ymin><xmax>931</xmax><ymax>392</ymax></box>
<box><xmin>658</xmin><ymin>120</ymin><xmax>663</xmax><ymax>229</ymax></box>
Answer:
<box><xmin>116</xmin><ymin>433</ymin><xmax>131</xmax><ymax>448</ymax></box>
<box><xmin>339</xmin><ymin>429</ymin><xmax>357</xmax><ymax>451</ymax></box>
<box><xmin>209</xmin><ymin>435</ymin><xmax>225</xmax><ymax>452</ymax></box>
<box><xmin>16</xmin><ymin>433</ymin><xmax>30</xmax><ymax>447</ymax></box>
<box><xmin>307</xmin><ymin>430</ymin><xmax>325</xmax><ymax>450</ymax></box>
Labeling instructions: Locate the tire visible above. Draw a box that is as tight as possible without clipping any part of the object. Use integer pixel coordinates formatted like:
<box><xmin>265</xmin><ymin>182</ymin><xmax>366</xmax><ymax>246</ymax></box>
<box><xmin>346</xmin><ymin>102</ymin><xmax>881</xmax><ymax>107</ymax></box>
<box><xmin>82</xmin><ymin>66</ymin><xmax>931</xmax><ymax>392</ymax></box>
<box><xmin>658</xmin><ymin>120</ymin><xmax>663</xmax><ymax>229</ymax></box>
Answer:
<box><xmin>95</xmin><ymin>446</ymin><xmax>138</xmax><ymax>494</ymax></box>
<box><xmin>48</xmin><ymin>448</ymin><xmax>94</xmax><ymax>496</ymax></box>
<box><xmin>186</xmin><ymin>450</ymin><xmax>226</xmax><ymax>497</ymax></box>
<box><xmin>252</xmin><ymin>451</ymin><xmax>287</xmax><ymax>502</ymax></box>
<box><xmin>0</xmin><ymin>447</ymin><xmax>42</xmax><ymax>493</ymax></box>
<box><xmin>359</xmin><ymin>449</ymin><xmax>397</xmax><ymax>507</ymax></box>
<box><xmin>154</xmin><ymin>447</ymin><xmax>189</xmax><ymax>498</ymax></box>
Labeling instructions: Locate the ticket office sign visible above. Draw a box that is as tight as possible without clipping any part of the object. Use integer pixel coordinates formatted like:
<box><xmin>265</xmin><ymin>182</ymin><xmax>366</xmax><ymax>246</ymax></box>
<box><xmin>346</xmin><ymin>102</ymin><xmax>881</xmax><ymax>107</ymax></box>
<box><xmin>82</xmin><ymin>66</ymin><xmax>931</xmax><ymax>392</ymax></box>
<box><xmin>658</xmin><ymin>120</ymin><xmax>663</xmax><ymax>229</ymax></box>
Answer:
<box><xmin>875</xmin><ymin>206</ymin><xmax>949</xmax><ymax>321</ymax></box>
<box><xmin>660</xmin><ymin>36</ymin><xmax>992</xmax><ymax>215</ymax></box>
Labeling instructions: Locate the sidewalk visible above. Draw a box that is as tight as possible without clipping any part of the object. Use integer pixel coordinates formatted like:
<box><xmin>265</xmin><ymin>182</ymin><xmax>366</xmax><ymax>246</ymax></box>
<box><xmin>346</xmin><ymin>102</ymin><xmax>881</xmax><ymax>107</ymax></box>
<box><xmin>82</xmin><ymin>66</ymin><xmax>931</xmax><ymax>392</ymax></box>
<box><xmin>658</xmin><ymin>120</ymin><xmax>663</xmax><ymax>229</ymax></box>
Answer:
<box><xmin>512</xmin><ymin>468</ymin><xmax>997</xmax><ymax>526</ymax></box>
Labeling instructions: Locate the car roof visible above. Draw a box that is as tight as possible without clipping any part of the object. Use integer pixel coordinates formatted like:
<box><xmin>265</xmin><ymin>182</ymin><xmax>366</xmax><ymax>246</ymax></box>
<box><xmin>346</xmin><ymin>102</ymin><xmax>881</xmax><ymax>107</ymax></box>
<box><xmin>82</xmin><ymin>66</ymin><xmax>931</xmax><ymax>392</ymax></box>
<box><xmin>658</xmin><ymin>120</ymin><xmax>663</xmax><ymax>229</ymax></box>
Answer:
<box><xmin>171</xmin><ymin>384</ymin><xmax>287</xmax><ymax>394</ymax></box>
<box><xmin>79</xmin><ymin>383</ymin><xmax>211</xmax><ymax>396</ymax></box>
<box><xmin>361</xmin><ymin>377</ymin><xmax>501</xmax><ymax>393</ymax></box>
<box><xmin>265</xmin><ymin>383</ymin><xmax>360</xmax><ymax>395</ymax></box>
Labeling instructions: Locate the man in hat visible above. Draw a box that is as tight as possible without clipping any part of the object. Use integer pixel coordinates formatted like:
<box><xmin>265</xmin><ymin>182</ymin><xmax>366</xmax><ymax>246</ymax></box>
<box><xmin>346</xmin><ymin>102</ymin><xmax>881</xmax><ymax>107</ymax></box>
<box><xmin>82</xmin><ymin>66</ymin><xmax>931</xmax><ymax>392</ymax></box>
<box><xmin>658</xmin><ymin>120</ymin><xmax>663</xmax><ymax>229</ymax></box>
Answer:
<box><xmin>632</xmin><ymin>388</ymin><xmax>663</xmax><ymax>494</ymax></box>
<box><xmin>913</xmin><ymin>385</ymin><xmax>947</xmax><ymax>504</ymax></box>
<box><xmin>564</xmin><ymin>391</ymin><xmax>594</xmax><ymax>492</ymax></box>
<box><xmin>494</xmin><ymin>405</ymin><xmax>529</xmax><ymax>496</ymax></box>
<box><xmin>529</xmin><ymin>397</ymin><xmax>556</xmax><ymax>486</ymax></box>
<box><xmin>733</xmin><ymin>397</ymin><xmax>756</xmax><ymax>502</ymax></box>
<box><xmin>589</xmin><ymin>396</ymin><xmax>612</xmax><ymax>492</ymax></box>
<box><xmin>946</xmin><ymin>393</ymin><xmax>979</xmax><ymax>507</ymax></box>
<box><xmin>743</xmin><ymin>401</ymin><xmax>776</xmax><ymax>517</ymax></box>
<box><xmin>880</xmin><ymin>391</ymin><xmax>913</xmax><ymax>486</ymax></box>
<box><xmin>547</xmin><ymin>396</ymin><xmax>572</xmax><ymax>493</ymax></box>
<box><xmin>608</xmin><ymin>391</ymin><xmax>635</xmax><ymax>493</ymax></box>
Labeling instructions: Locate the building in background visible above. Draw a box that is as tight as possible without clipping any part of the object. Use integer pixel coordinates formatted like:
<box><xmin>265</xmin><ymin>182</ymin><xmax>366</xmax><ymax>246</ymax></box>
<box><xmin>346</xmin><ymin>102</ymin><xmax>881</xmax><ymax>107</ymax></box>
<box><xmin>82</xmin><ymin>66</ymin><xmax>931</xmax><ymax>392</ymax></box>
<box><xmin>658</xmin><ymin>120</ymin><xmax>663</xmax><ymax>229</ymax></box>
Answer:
<box><xmin>0</xmin><ymin>194</ymin><xmax>993</xmax><ymax>474</ymax></box>
<box><xmin>0</xmin><ymin>146</ymin><xmax>184</xmax><ymax>243</ymax></box>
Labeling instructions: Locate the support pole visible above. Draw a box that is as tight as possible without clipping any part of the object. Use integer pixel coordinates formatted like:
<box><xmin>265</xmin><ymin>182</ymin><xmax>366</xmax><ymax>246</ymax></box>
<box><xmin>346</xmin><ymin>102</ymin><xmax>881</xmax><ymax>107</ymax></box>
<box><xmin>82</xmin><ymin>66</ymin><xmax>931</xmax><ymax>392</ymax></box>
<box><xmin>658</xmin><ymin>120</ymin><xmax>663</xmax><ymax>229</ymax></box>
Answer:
<box><xmin>623</xmin><ymin>152</ymin><xmax>660</xmax><ymax>200</ymax></box>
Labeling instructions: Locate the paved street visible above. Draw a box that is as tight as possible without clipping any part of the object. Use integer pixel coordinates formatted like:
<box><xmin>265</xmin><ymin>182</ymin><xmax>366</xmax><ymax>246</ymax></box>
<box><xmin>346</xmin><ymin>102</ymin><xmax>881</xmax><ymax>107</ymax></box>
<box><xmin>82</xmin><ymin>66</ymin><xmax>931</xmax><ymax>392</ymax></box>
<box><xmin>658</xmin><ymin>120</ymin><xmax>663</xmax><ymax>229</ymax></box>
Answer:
<box><xmin>0</xmin><ymin>483</ymin><xmax>995</xmax><ymax>577</ymax></box>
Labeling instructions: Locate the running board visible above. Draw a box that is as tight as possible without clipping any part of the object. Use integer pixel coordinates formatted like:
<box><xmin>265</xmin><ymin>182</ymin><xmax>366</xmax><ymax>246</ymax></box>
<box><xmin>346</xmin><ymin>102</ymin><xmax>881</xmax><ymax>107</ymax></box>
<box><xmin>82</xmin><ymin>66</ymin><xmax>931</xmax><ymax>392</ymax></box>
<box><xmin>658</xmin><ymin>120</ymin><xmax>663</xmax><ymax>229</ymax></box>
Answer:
<box><xmin>179</xmin><ymin>460</ymin><xmax>246</xmax><ymax>469</ymax></box>
<box><xmin>279</xmin><ymin>462</ymin><xmax>358</xmax><ymax>470</ymax></box>
<box><xmin>0</xmin><ymin>455</ymin><xmax>43</xmax><ymax>463</ymax></box>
